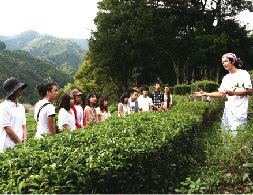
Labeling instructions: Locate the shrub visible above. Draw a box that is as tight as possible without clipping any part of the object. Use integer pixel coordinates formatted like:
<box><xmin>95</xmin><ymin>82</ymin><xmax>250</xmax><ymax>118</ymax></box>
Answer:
<box><xmin>0</xmin><ymin>102</ymin><xmax>209</xmax><ymax>194</ymax></box>
<box><xmin>191</xmin><ymin>80</ymin><xmax>220</xmax><ymax>93</ymax></box>
<box><xmin>173</xmin><ymin>84</ymin><xmax>191</xmax><ymax>95</ymax></box>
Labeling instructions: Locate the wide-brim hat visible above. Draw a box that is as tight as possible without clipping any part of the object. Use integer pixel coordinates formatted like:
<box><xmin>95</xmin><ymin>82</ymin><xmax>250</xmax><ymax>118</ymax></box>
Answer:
<box><xmin>70</xmin><ymin>89</ymin><xmax>82</xmax><ymax>96</ymax></box>
<box><xmin>3</xmin><ymin>77</ymin><xmax>27</xmax><ymax>99</ymax></box>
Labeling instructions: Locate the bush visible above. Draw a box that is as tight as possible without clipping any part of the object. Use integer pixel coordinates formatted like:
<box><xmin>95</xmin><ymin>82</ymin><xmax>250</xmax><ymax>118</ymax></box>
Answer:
<box><xmin>173</xmin><ymin>84</ymin><xmax>191</xmax><ymax>95</ymax></box>
<box><xmin>191</xmin><ymin>80</ymin><xmax>220</xmax><ymax>93</ymax></box>
<box><xmin>0</xmin><ymin>102</ymin><xmax>209</xmax><ymax>194</ymax></box>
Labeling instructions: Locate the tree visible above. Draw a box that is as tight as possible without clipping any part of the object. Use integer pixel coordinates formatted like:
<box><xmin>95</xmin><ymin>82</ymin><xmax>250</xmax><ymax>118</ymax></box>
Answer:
<box><xmin>0</xmin><ymin>41</ymin><xmax>6</xmax><ymax>50</ymax></box>
<box><xmin>80</xmin><ymin>0</ymin><xmax>253</xmax><ymax>94</ymax></box>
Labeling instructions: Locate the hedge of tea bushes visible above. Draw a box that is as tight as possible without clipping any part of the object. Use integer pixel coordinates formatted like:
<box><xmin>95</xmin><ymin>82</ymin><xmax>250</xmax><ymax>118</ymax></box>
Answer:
<box><xmin>0</xmin><ymin>101</ymin><xmax>209</xmax><ymax>194</ymax></box>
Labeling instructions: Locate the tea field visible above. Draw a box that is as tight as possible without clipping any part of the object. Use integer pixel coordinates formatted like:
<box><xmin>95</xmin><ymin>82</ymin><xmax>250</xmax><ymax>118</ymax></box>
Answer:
<box><xmin>0</xmin><ymin>98</ymin><xmax>252</xmax><ymax>194</ymax></box>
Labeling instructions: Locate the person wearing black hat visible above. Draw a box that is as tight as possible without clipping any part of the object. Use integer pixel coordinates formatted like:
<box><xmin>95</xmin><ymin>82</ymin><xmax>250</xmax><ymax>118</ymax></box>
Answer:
<box><xmin>0</xmin><ymin>77</ymin><xmax>28</xmax><ymax>153</ymax></box>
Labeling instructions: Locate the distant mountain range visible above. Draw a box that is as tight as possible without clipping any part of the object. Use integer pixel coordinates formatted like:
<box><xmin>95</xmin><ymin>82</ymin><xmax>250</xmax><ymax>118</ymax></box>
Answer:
<box><xmin>0</xmin><ymin>49</ymin><xmax>74</xmax><ymax>104</ymax></box>
<box><xmin>0</xmin><ymin>30</ymin><xmax>88</xmax><ymax>74</ymax></box>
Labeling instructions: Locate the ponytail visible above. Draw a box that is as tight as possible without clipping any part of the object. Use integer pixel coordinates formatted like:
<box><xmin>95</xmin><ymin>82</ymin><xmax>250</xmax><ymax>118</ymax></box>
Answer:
<box><xmin>35</xmin><ymin>83</ymin><xmax>56</xmax><ymax>98</ymax></box>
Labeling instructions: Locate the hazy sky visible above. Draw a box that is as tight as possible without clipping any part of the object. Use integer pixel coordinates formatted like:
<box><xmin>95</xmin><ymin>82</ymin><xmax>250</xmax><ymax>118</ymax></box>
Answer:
<box><xmin>0</xmin><ymin>0</ymin><xmax>252</xmax><ymax>39</ymax></box>
<box><xmin>0</xmin><ymin>0</ymin><xmax>100</xmax><ymax>39</ymax></box>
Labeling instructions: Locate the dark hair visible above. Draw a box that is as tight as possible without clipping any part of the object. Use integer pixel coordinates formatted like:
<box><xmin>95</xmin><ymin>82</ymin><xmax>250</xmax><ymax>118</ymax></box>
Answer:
<box><xmin>132</xmin><ymin>85</ymin><xmax>138</xmax><ymax>89</ymax></box>
<box><xmin>164</xmin><ymin>86</ymin><xmax>171</xmax><ymax>107</ymax></box>
<box><xmin>154</xmin><ymin>81</ymin><xmax>161</xmax><ymax>86</ymax></box>
<box><xmin>35</xmin><ymin>83</ymin><xmax>56</xmax><ymax>98</ymax></box>
<box><xmin>85</xmin><ymin>92</ymin><xmax>96</xmax><ymax>106</ymax></box>
<box><xmin>130</xmin><ymin>89</ymin><xmax>138</xmax><ymax>95</ymax></box>
<box><xmin>228</xmin><ymin>58</ymin><xmax>243</xmax><ymax>68</ymax></box>
<box><xmin>141</xmin><ymin>85</ymin><xmax>149</xmax><ymax>92</ymax></box>
<box><xmin>99</xmin><ymin>96</ymin><xmax>108</xmax><ymax>112</ymax></box>
<box><xmin>59</xmin><ymin>93</ymin><xmax>71</xmax><ymax>111</ymax></box>
<box><xmin>120</xmin><ymin>92</ymin><xmax>129</xmax><ymax>103</ymax></box>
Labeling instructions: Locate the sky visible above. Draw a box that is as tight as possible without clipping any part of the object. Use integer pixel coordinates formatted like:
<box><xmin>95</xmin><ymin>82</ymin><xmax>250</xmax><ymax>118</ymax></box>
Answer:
<box><xmin>0</xmin><ymin>0</ymin><xmax>100</xmax><ymax>39</ymax></box>
<box><xmin>0</xmin><ymin>0</ymin><xmax>252</xmax><ymax>39</ymax></box>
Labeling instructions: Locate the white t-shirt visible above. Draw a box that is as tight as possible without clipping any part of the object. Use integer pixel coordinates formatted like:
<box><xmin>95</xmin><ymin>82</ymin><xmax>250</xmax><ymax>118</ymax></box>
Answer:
<box><xmin>74</xmin><ymin>105</ymin><xmax>84</xmax><ymax>126</ymax></box>
<box><xmin>34</xmin><ymin>99</ymin><xmax>56</xmax><ymax>138</ymax></box>
<box><xmin>163</xmin><ymin>94</ymin><xmax>172</xmax><ymax>109</ymax></box>
<box><xmin>58</xmin><ymin>108</ymin><xmax>75</xmax><ymax>131</ymax></box>
<box><xmin>218</xmin><ymin>69</ymin><xmax>252</xmax><ymax>118</ymax></box>
<box><xmin>137</xmin><ymin>95</ymin><xmax>153</xmax><ymax>111</ymax></box>
<box><xmin>118</xmin><ymin>103</ymin><xmax>130</xmax><ymax>116</ymax></box>
<box><xmin>129</xmin><ymin>101</ymin><xmax>141</xmax><ymax>113</ymax></box>
<box><xmin>0</xmin><ymin>100</ymin><xmax>26</xmax><ymax>151</ymax></box>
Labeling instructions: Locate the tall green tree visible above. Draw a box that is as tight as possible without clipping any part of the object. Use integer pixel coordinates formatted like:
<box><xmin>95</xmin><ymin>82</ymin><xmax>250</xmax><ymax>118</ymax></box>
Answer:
<box><xmin>81</xmin><ymin>0</ymin><xmax>253</xmax><ymax>94</ymax></box>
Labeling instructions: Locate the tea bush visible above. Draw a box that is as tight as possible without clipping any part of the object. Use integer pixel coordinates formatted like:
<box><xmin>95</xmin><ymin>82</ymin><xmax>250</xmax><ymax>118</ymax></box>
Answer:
<box><xmin>191</xmin><ymin>80</ymin><xmax>220</xmax><ymax>93</ymax></box>
<box><xmin>175</xmin><ymin>97</ymin><xmax>253</xmax><ymax>194</ymax></box>
<box><xmin>173</xmin><ymin>84</ymin><xmax>191</xmax><ymax>95</ymax></box>
<box><xmin>0</xmin><ymin>101</ymin><xmax>209</xmax><ymax>194</ymax></box>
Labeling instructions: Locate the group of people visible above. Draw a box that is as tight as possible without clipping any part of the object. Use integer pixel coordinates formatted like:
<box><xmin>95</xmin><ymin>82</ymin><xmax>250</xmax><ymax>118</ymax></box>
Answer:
<box><xmin>118</xmin><ymin>82</ymin><xmax>172</xmax><ymax>117</ymax></box>
<box><xmin>0</xmin><ymin>53</ymin><xmax>252</xmax><ymax>153</ymax></box>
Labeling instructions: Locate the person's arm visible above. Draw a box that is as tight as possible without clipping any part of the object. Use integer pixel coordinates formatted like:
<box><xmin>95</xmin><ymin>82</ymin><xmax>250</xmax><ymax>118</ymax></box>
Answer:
<box><xmin>168</xmin><ymin>95</ymin><xmax>172</xmax><ymax>110</ymax></box>
<box><xmin>62</xmin><ymin>124</ymin><xmax>71</xmax><ymax>131</ymax></box>
<box><xmin>97</xmin><ymin>114</ymin><xmax>101</xmax><ymax>122</ymax></box>
<box><xmin>224</xmin><ymin>88</ymin><xmax>253</xmax><ymax>96</ymax></box>
<box><xmin>160</xmin><ymin>102</ymin><xmax>164</xmax><ymax>111</ymax></box>
<box><xmin>4</xmin><ymin>126</ymin><xmax>22</xmax><ymax>144</ymax></box>
<box><xmin>22</xmin><ymin>125</ymin><xmax>27</xmax><ymax>142</ymax></box>
<box><xmin>47</xmin><ymin>116</ymin><xmax>56</xmax><ymax>136</ymax></box>
<box><xmin>85</xmin><ymin>108</ymin><xmax>95</xmax><ymax>125</ymax></box>
<box><xmin>118</xmin><ymin>103</ymin><xmax>124</xmax><ymax>117</ymax></box>
<box><xmin>193</xmin><ymin>91</ymin><xmax>225</xmax><ymax>98</ymax></box>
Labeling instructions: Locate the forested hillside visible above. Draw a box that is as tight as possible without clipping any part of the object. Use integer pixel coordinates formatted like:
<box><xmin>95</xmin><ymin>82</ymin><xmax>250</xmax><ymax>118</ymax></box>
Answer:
<box><xmin>0</xmin><ymin>30</ymin><xmax>87</xmax><ymax>74</ymax></box>
<box><xmin>0</xmin><ymin>48</ymin><xmax>74</xmax><ymax>104</ymax></box>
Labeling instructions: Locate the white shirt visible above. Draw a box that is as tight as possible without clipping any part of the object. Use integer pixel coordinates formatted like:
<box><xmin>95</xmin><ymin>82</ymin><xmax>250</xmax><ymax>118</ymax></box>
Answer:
<box><xmin>163</xmin><ymin>94</ymin><xmax>172</xmax><ymax>109</ymax></box>
<box><xmin>129</xmin><ymin>101</ymin><xmax>141</xmax><ymax>113</ymax></box>
<box><xmin>118</xmin><ymin>103</ymin><xmax>130</xmax><ymax>116</ymax></box>
<box><xmin>74</xmin><ymin>105</ymin><xmax>84</xmax><ymax>126</ymax></box>
<box><xmin>0</xmin><ymin>100</ymin><xmax>26</xmax><ymax>151</ymax></box>
<box><xmin>137</xmin><ymin>95</ymin><xmax>153</xmax><ymax>111</ymax></box>
<box><xmin>58</xmin><ymin>108</ymin><xmax>75</xmax><ymax>131</ymax></box>
<box><xmin>218</xmin><ymin>69</ymin><xmax>252</xmax><ymax>118</ymax></box>
<box><xmin>34</xmin><ymin>99</ymin><xmax>56</xmax><ymax>138</ymax></box>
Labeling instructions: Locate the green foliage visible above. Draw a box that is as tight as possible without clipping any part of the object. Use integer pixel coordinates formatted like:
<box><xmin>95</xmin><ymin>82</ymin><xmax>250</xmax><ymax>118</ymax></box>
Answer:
<box><xmin>176</xmin><ymin>97</ymin><xmax>253</xmax><ymax>194</ymax></box>
<box><xmin>200</xmin><ymin>126</ymin><xmax>253</xmax><ymax>194</ymax></box>
<box><xmin>0</xmin><ymin>41</ymin><xmax>6</xmax><ymax>50</ymax></box>
<box><xmin>0</xmin><ymin>49</ymin><xmax>74</xmax><ymax>104</ymax></box>
<box><xmin>0</xmin><ymin>101</ymin><xmax>209</xmax><ymax>193</ymax></box>
<box><xmin>86</xmin><ymin>0</ymin><xmax>253</xmax><ymax>92</ymax></box>
<box><xmin>173</xmin><ymin>84</ymin><xmax>191</xmax><ymax>95</ymax></box>
<box><xmin>175</xmin><ymin>177</ymin><xmax>207</xmax><ymax>194</ymax></box>
<box><xmin>191</xmin><ymin>80</ymin><xmax>220</xmax><ymax>93</ymax></box>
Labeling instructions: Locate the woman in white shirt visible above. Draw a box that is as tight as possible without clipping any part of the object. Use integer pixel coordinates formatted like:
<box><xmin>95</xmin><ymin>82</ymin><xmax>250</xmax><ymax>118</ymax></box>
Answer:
<box><xmin>118</xmin><ymin>92</ymin><xmax>130</xmax><ymax>116</ymax></box>
<box><xmin>163</xmin><ymin>86</ymin><xmax>172</xmax><ymax>111</ymax></box>
<box><xmin>58</xmin><ymin>93</ymin><xmax>75</xmax><ymax>132</ymax></box>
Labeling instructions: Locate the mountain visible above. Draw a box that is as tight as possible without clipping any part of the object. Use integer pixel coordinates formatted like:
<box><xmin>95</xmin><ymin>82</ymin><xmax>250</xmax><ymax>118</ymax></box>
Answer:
<box><xmin>65</xmin><ymin>38</ymin><xmax>89</xmax><ymax>51</ymax></box>
<box><xmin>0</xmin><ymin>49</ymin><xmax>74</xmax><ymax>104</ymax></box>
<box><xmin>0</xmin><ymin>30</ymin><xmax>88</xmax><ymax>74</ymax></box>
